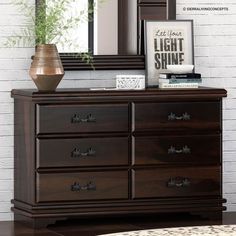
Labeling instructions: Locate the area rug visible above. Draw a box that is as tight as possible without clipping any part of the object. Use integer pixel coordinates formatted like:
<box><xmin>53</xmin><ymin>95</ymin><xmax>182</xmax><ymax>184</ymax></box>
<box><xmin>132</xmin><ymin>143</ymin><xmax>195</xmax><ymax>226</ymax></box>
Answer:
<box><xmin>98</xmin><ymin>225</ymin><xmax>236</xmax><ymax>236</ymax></box>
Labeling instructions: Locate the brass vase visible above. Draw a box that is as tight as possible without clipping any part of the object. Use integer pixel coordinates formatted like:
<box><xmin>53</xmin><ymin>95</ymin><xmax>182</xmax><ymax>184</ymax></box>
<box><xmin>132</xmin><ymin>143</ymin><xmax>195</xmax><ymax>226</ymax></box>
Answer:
<box><xmin>29</xmin><ymin>44</ymin><xmax>64</xmax><ymax>92</ymax></box>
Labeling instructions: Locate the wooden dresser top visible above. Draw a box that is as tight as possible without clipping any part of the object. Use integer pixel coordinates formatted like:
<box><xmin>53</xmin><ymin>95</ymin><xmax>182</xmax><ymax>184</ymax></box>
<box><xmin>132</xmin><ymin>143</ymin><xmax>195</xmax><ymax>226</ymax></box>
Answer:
<box><xmin>11</xmin><ymin>87</ymin><xmax>227</xmax><ymax>101</ymax></box>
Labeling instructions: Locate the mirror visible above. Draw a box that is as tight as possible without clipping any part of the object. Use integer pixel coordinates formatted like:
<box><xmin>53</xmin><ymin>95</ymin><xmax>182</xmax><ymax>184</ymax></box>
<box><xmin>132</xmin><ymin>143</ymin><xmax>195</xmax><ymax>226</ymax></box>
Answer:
<box><xmin>38</xmin><ymin>0</ymin><xmax>176</xmax><ymax>70</ymax></box>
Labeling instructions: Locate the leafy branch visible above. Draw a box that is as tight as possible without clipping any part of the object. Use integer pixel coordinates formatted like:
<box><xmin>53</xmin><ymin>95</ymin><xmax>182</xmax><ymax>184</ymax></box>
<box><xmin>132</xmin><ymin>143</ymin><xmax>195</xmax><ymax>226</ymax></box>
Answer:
<box><xmin>5</xmin><ymin>0</ymin><xmax>95</xmax><ymax>45</ymax></box>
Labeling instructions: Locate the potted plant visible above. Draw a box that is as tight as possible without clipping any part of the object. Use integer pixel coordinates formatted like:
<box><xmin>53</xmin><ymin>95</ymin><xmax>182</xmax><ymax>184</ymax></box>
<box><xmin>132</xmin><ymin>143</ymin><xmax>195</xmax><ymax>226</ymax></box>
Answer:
<box><xmin>5</xmin><ymin>0</ymin><xmax>95</xmax><ymax>91</ymax></box>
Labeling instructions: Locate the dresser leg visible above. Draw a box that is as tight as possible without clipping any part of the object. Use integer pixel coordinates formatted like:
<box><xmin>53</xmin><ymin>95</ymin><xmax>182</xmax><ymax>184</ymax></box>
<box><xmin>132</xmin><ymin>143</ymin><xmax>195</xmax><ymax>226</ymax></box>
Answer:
<box><xmin>14</xmin><ymin>214</ymin><xmax>66</xmax><ymax>229</ymax></box>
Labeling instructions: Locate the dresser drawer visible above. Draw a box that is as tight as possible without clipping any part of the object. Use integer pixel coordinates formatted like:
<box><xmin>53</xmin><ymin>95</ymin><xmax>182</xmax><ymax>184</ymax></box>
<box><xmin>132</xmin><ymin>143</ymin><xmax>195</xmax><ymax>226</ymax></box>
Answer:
<box><xmin>134</xmin><ymin>102</ymin><xmax>220</xmax><ymax>131</ymax></box>
<box><xmin>133</xmin><ymin>135</ymin><xmax>220</xmax><ymax>165</ymax></box>
<box><xmin>36</xmin><ymin>104</ymin><xmax>129</xmax><ymax>134</ymax></box>
<box><xmin>133</xmin><ymin>167</ymin><xmax>220</xmax><ymax>199</ymax></box>
<box><xmin>37</xmin><ymin>171</ymin><xmax>128</xmax><ymax>203</ymax></box>
<box><xmin>37</xmin><ymin>137</ymin><xmax>129</xmax><ymax>168</ymax></box>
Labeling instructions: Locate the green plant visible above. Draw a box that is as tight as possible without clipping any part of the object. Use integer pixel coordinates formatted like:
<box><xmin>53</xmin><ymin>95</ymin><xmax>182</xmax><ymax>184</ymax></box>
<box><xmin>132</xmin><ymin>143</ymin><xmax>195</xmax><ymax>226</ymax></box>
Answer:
<box><xmin>5</xmin><ymin>0</ymin><xmax>106</xmax><ymax>63</ymax></box>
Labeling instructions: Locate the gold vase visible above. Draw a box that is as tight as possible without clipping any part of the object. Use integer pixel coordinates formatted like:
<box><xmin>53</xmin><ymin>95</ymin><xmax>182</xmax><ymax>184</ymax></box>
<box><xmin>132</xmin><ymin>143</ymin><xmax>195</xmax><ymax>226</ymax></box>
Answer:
<box><xmin>29</xmin><ymin>44</ymin><xmax>64</xmax><ymax>92</ymax></box>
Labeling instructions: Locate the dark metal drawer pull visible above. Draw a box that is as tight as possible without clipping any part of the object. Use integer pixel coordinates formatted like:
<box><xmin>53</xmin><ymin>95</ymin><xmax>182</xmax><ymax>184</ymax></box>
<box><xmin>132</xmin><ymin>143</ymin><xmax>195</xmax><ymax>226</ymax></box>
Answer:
<box><xmin>168</xmin><ymin>145</ymin><xmax>191</xmax><ymax>154</ymax></box>
<box><xmin>71</xmin><ymin>181</ymin><xmax>96</xmax><ymax>192</ymax></box>
<box><xmin>71</xmin><ymin>148</ymin><xmax>96</xmax><ymax>158</ymax></box>
<box><xmin>71</xmin><ymin>114</ymin><xmax>96</xmax><ymax>123</ymax></box>
<box><xmin>168</xmin><ymin>112</ymin><xmax>191</xmax><ymax>121</ymax></box>
<box><xmin>167</xmin><ymin>177</ymin><xmax>191</xmax><ymax>188</ymax></box>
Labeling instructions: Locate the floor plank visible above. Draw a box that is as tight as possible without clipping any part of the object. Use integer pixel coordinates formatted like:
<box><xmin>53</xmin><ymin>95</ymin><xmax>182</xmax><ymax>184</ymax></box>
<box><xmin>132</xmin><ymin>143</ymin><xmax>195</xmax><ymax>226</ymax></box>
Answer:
<box><xmin>0</xmin><ymin>221</ymin><xmax>61</xmax><ymax>236</ymax></box>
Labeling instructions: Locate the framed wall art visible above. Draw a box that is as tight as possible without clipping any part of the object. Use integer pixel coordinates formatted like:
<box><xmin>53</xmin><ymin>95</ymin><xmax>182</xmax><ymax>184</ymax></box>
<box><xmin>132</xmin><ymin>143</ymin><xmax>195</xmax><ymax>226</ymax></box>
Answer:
<box><xmin>145</xmin><ymin>20</ymin><xmax>194</xmax><ymax>87</ymax></box>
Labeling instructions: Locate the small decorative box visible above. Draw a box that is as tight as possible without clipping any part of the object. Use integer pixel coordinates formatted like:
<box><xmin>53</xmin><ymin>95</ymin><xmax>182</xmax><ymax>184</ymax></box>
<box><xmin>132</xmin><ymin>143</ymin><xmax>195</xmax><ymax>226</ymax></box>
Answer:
<box><xmin>116</xmin><ymin>75</ymin><xmax>145</xmax><ymax>90</ymax></box>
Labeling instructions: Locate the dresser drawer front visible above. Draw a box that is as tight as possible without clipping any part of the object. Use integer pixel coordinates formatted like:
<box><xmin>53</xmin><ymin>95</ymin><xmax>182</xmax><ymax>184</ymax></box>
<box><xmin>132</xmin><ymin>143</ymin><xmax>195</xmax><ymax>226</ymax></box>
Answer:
<box><xmin>134</xmin><ymin>102</ymin><xmax>220</xmax><ymax>131</ymax></box>
<box><xmin>37</xmin><ymin>137</ymin><xmax>129</xmax><ymax>168</ymax></box>
<box><xmin>37</xmin><ymin>171</ymin><xmax>128</xmax><ymax>203</ymax></box>
<box><xmin>133</xmin><ymin>167</ymin><xmax>220</xmax><ymax>199</ymax></box>
<box><xmin>134</xmin><ymin>135</ymin><xmax>220</xmax><ymax>165</ymax></box>
<box><xmin>37</xmin><ymin>104</ymin><xmax>129</xmax><ymax>134</ymax></box>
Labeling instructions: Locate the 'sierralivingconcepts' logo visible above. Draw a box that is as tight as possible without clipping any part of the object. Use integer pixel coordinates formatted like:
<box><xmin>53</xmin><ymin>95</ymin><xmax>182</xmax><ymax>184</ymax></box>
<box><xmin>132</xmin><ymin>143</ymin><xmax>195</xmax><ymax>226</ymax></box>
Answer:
<box><xmin>183</xmin><ymin>6</ymin><xmax>229</xmax><ymax>12</ymax></box>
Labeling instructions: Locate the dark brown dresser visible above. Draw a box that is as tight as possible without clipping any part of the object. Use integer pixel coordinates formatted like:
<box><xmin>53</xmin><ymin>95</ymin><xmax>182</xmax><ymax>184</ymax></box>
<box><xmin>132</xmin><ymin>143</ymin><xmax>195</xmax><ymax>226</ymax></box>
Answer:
<box><xmin>11</xmin><ymin>88</ymin><xmax>227</xmax><ymax>228</ymax></box>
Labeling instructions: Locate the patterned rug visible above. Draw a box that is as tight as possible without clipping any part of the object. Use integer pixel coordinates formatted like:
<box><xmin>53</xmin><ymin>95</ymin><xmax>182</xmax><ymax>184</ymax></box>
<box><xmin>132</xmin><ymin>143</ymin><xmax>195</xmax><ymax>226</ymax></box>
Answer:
<box><xmin>98</xmin><ymin>225</ymin><xmax>236</xmax><ymax>236</ymax></box>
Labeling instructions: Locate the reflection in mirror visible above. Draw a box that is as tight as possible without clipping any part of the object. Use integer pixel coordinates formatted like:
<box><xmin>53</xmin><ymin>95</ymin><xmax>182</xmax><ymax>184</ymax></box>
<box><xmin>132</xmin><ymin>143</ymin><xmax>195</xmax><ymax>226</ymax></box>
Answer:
<box><xmin>94</xmin><ymin>0</ymin><xmax>137</xmax><ymax>55</ymax></box>
<box><xmin>48</xmin><ymin>0</ymin><xmax>138</xmax><ymax>55</ymax></box>
<box><xmin>94</xmin><ymin>0</ymin><xmax>118</xmax><ymax>55</ymax></box>
<box><xmin>47</xmin><ymin>0</ymin><xmax>89</xmax><ymax>53</ymax></box>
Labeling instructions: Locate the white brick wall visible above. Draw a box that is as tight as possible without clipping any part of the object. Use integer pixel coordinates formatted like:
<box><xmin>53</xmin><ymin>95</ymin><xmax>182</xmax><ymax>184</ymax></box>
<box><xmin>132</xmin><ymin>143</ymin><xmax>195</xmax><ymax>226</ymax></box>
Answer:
<box><xmin>176</xmin><ymin>0</ymin><xmax>236</xmax><ymax>211</ymax></box>
<box><xmin>0</xmin><ymin>0</ymin><xmax>235</xmax><ymax>220</ymax></box>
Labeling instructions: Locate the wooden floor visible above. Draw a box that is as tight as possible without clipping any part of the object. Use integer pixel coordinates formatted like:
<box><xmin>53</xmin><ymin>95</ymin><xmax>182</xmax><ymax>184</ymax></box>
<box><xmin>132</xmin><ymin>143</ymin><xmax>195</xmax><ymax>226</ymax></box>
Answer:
<box><xmin>1</xmin><ymin>212</ymin><xmax>236</xmax><ymax>236</ymax></box>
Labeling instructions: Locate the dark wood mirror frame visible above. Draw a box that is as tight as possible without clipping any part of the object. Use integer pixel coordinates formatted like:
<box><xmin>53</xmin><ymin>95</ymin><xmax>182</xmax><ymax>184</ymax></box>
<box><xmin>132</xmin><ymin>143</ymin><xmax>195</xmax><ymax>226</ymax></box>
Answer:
<box><xmin>36</xmin><ymin>0</ymin><xmax>176</xmax><ymax>70</ymax></box>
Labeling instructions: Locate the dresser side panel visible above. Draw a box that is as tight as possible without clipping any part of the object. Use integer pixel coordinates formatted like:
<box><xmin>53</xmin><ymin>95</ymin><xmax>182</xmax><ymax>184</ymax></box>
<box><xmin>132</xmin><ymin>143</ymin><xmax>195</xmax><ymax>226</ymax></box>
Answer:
<box><xmin>14</xmin><ymin>99</ymin><xmax>36</xmax><ymax>204</ymax></box>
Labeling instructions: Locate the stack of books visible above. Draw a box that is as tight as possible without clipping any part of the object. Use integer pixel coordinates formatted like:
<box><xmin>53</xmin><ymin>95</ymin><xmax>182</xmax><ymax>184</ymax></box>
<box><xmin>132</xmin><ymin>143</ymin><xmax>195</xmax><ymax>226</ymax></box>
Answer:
<box><xmin>159</xmin><ymin>73</ymin><xmax>202</xmax><ymax>89</ymax></box>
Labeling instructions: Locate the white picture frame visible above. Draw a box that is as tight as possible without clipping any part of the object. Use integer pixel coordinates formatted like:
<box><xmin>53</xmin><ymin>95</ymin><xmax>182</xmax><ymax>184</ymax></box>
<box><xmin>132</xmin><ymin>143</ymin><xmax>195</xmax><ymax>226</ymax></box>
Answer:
<box><xmin>145</xmin><ymin>20</ymin><xmax>194</xmax><ymax>87</ymax></box>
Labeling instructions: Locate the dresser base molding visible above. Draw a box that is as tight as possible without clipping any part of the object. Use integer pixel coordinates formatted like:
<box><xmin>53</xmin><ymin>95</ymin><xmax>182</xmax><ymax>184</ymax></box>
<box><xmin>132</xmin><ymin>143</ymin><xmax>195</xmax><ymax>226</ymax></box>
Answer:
<box><xmin>11</xmin><ymin>88</ymin><xmax>227</xmax><ymax>228</ymax></box>
<box><xmin>12</xmin><ymin>198</ymin><xmax>226</xmax><ymax>228</ymax></box>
